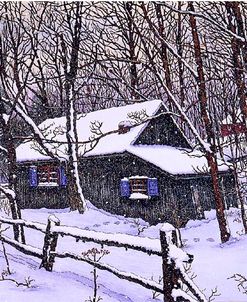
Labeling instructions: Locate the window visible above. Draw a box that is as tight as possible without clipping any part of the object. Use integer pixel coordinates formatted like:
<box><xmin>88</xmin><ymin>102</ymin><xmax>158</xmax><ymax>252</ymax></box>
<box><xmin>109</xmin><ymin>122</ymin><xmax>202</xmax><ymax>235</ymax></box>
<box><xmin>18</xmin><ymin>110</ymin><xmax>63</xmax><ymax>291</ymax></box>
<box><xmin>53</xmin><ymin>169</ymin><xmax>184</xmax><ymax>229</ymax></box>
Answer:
<box><xmin>129</xmin><ymin>177</ymin><xmax>148</xmax><ymax>194</ymax></box>
<box><xmin>120</xmin><ymin>176</ymin><xmax>158</xmax><ymax>199</ymax></box>
<box><xmin>29</xmin><ymin>165</ymin><xmax>67</xmax><ymax>188</ymax></box>
<box><xmin>38</xmin><ymin>165</ymin><xmax>59</xmax><ymax>186</ymax></box>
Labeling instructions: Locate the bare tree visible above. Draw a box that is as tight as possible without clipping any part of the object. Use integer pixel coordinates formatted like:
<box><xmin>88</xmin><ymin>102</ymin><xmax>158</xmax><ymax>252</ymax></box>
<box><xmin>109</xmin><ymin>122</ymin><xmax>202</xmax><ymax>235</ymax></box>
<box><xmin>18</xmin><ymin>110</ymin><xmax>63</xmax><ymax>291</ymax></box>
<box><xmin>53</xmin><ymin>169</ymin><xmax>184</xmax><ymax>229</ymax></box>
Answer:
<box><xmin>188</xmin><ymin>1</ymin><xmax>230</xmax><ymax>242</ymax></box>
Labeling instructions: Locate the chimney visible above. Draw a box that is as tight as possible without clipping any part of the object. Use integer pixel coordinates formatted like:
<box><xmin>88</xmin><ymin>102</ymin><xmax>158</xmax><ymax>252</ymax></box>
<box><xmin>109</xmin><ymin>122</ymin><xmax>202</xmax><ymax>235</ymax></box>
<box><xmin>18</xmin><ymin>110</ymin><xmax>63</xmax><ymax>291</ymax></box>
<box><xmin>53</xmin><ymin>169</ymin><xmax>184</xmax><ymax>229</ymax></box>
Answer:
<box><xmin>118</xmin><ymin>121</ymin><xmax>132</xmax><ymax>134</ymax></box>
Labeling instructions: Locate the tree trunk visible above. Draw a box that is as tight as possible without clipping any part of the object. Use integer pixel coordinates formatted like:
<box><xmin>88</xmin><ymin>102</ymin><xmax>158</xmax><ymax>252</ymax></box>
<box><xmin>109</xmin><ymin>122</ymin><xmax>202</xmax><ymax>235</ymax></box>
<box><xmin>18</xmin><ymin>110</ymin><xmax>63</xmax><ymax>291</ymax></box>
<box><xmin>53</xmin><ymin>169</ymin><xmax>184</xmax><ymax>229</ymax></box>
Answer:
<box><xmin>65</xmin><ymin>83</ymin><xmax>86</xmax><ymax>214</ymax></box>
<box><xmin>154</xmin><ymin>3</ymin><xmax>173</xmax><ymax>109</ymax></box>
<box><xmin>176</xmin><ymin>1</ymin><xmax>186</xmax><ymax>108</ymax></box>
<box><xmin>226</xmin><ymin>2</ymin><xmax>247</xmax><ymax>123</ymax></box>
<box><xmin>0</xmin><ymin>108</ymin><xmax>25</xmax><ymax>243</ymax></box>
<box><xmin>59</xmin><ymin>2</ymin><xmax>87</xmax><ymax>213</ymax></box>
<box><xmin>188</xmin><ymin>1</ymin><xmax>230</xmax><ymax>243</ymax></box>
<box><xmin>225</xmin><ymin>2</ymin><xmax>247</xmax><ymax>233</ymax></box>
<box><xmin>205</xmin><ymin>151</ymin><xmax>230</xmax><ymax>242</ymax></box>
<box><xmin>232</xmin><ymin>164</ymin><xmax>247</xmax><ymax>234</ymax></box>
<box><xmin>6</xmin><ymin>139</ymin><xmax>25</xmax><ymax>243</ymax></box>
<box><xmin>124</xmin><ymin>2</ymin><xmax>139</xmax><ymax>101</ymax></box>
<box><xmin>228</xmin><ymin>2</ymin><xmax>247</xmax><ymax>72</ymax></box>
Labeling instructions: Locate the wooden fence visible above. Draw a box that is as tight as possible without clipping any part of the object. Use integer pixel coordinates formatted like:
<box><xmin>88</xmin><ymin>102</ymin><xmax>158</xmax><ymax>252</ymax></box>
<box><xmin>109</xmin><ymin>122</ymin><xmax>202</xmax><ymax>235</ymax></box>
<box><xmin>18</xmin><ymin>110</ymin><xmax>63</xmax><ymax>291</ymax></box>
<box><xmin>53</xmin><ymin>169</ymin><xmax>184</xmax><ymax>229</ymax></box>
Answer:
<box><xmin>0</xmin><ymin>215</ymin><xmax>206</xmax><ymax>302</ymax></box>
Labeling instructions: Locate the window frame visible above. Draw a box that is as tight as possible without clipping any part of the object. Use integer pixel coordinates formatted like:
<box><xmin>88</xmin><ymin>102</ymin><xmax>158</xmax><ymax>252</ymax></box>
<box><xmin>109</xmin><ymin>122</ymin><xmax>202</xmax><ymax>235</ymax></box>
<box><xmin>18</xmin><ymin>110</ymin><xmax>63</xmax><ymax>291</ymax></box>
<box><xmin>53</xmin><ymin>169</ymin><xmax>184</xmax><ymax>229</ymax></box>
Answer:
<box><xmin>37</xmin><ymin>164</ymin><xmax>59</xmax><ymax>187</ymax></box>
<box><xmin>120</xmin><ymin>176</ymin><xmax>159</xmax><ymax>200</ymax></box>
<box><xmin>129</xmin><ymin>177</ymin><xmax>148</xmax><ymax>195</ymax></box>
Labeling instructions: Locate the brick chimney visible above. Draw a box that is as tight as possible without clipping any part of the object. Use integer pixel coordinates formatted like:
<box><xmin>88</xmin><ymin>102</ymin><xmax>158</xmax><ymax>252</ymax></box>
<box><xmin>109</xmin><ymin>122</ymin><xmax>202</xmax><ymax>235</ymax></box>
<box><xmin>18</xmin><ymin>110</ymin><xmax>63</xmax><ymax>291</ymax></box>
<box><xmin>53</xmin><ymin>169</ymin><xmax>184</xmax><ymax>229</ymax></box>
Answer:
<box><xmin>118</xmin><ymin>121</ymin><xmax>132</xmax><ymax>134</ymax></box>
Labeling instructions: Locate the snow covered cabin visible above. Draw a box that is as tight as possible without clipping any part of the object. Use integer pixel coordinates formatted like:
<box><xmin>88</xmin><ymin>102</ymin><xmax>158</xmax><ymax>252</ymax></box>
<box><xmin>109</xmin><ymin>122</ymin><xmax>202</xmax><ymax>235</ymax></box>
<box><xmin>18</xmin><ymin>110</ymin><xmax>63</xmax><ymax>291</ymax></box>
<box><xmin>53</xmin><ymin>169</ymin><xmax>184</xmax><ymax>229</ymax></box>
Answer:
<box><xmin>16</xmin><ymin>100</ymin><xmax>237</xmax><ymax>226</ymax></box>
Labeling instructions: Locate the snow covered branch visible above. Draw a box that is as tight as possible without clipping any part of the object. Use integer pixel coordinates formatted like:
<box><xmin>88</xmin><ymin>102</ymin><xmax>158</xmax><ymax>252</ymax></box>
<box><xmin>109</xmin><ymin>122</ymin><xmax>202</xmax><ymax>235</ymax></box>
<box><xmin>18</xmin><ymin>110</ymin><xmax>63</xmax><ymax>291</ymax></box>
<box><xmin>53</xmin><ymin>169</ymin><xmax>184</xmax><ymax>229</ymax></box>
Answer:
<box><xmin>0</xmin><ymin>216</ymin><xmax>46</xmax><ymax>233</ymax></box>
<box><xmin>0</xmin><ymin>145</ymin><xmax>8</xmax><ymax>155</ymax></box>
<box><xmin>140</xmin><ymin>3</ymin><xmax>198</xmax><ymax>79</ymax></box>
<box><xmin>1</xmin><ymin>96</ymin><xmax>59</xmax><ymax>160</ymax></box>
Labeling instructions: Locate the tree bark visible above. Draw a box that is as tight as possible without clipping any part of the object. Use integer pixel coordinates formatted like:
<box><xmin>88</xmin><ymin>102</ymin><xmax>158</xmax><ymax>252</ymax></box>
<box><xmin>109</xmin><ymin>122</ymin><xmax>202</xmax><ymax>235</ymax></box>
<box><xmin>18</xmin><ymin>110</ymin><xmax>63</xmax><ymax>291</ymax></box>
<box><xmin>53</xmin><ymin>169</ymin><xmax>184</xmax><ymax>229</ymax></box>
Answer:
<box><xmin>65</xmin><ymin>83</ymin><xmax>86</xmax><ymax>213</ymax></box>
<box><xmin>0</xmin><ymin>105</ymin><xmax>25</xmax><ymax>243</ymax></box>
<box><xmin>188</xmin><ymin>1</ymin><xmax>230</xmax><ymax>243</ymax></box>
<box><xmin>228</xmin><ymin>2</ymin><xmax>247</xmax><ymax>71</ymax></box>
<box><xmin>176</xmin><ymin>2</ymin><xmax>186</xmax><ymax>108</ymax></box>
<box><xmin>154</xmin><ymin>3</ymin><xmax>173</xmax><ymax>108</ymax></box>
<box><xmin>225</xmin><ymin>2</ymin><xmax>247</xmax><ymax>125</ymax></box>
<box><xmin>124</xmin><ymin>2</ymin><xmax>139</xmax><ymax>101</ymax></box>
<box><xmin>225</xmin><ymin>2</ymin><xmax>247</xmax><ymax>233</ymax></box>
<box><xmin>60</xmin><ymin>2</ymin><xmax>87</xmax><ymax>213</ymax></box>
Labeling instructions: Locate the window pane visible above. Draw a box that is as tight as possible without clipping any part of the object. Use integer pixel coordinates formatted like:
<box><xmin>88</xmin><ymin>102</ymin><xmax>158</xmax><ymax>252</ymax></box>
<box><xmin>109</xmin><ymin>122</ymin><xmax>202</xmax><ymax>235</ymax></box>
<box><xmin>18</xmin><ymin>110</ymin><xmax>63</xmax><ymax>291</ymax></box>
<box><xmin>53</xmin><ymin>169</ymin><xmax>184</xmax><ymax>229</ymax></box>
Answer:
<box><xmin>38</xmin><ymin>165</ymin><xmax>59</xmax><ymax>186</ymax></box>
<box><xmin>129</xmin><ymin>178</ymin><xmax>147</xmax><ymax>194</ymax></box>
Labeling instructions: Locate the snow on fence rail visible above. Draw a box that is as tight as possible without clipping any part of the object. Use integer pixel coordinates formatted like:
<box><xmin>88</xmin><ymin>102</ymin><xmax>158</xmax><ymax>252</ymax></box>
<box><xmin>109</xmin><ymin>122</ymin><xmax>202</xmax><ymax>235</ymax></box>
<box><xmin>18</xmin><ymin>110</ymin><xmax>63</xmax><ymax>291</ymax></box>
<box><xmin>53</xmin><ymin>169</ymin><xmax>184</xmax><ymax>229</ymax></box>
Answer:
<box><xmin>0</xmin><ymin>216</ymin><xmax>46</xmax><ymax>232</ymax></box>
<box><xmin>52</xmin><ymin>224</ymin><xmax>162</xmax><ymax>256</ymax></box>
<box><xmin>1</xmin><ymin>235</ymin><xmax>43</xmax><ymax>259</ymax></box>
<box><xmin>0</xmin><ymin>216</ymin><xmax>206</xmax><ymax>302</ymax></box>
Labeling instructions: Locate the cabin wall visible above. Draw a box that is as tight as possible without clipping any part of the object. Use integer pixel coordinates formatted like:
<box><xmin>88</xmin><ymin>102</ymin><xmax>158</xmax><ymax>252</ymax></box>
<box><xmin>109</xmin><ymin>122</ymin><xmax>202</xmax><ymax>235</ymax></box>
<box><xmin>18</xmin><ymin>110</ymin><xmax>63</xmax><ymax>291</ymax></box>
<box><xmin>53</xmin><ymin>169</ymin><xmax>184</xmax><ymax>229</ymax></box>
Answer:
<box><xmin>78</xmin><ymin>153</ymin><xmax>237</xmax><ymax>225</ymax></box>
<box><xmin>187</xmin><ymin>173</ymin><xmax>237</xmax><ymax>214</ymax></box>
<box><xmin>16</xmin><ymin>165</ymin><xmax>68</xmax><ymax>209</ymax></box>
<box><xmin>16</xmin><ymin>154</ymin><xmax>237</xmax><ymax>226</ymax></box>
<box><xmin>79</xmin><ymin>153</ymin><xmax>168</xmax><ymax>224</ymax></box>
<box><xmin>134</xmin><ymin>112</ymin><xmax>191</xmax><ymax>149</ymax></box>
<box><xmin>79</xmin><ymin>153</ymin><xmax>200</xmax><ymax>225</ymax></box>
<box><xmin>221</xmin><ymin>173</ymin><xmax>238</xmax><ymax>208</ymax></box>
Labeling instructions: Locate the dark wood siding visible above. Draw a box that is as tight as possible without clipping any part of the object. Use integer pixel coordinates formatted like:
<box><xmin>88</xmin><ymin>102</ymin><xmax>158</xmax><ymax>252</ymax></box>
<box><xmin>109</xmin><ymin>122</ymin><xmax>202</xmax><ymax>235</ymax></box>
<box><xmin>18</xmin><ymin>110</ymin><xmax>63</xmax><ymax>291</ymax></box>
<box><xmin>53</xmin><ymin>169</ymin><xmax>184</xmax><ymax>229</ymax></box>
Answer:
<box><xmin>79</xmin><ymin>153</ymin><xmax>173</xmax><ymax>225</ymax></box>
<box><xmin>17</xmin><ymin>164</ymin><xmax>68</xmax><ymax>209</ymax></box>
<box><xmin>221</xmin><ymin>174</ymin><xmax>238</xmax><ymax>208</ymax></box>
<box><xmin>78</xmin><ymin>153</ymin><xmax>237</xmax><ymax>226</ymax></box>
<box><xmin>16</xmin><ymin>153</ymin><xmax>237</xmax><ymax>226</ymax></box>
<box><xmin>134</xmin><ymin>111</ymin><xmax>191</xmax><ymax>149</ymax></box>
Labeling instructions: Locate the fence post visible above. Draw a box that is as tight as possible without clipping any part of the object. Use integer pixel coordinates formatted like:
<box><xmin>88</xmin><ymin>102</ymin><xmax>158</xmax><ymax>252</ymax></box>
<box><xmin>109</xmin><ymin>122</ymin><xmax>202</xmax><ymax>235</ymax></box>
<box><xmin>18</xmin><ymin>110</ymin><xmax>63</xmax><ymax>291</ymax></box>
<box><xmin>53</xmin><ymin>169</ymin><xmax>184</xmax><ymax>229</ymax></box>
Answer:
<box><xmin>40</xmin><ymin>215</ymin><xmax>60</xmax><ymax>272</ymax></box>
<box><xmin>160</xmin><ymin>223</ymin><xmax>181</xmax><ymax>302</ymax></box>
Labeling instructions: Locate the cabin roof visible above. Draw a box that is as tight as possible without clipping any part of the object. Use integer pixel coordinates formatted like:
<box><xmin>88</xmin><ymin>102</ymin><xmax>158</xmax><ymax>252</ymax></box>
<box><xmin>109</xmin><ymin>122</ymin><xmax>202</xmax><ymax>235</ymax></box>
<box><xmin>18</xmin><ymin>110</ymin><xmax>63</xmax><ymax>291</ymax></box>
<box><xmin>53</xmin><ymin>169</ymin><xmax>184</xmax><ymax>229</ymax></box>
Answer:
<box><xmin>16</xmin><ymin>100</ymin><xmax>162</xmax><ymax>162</ymax></box>
<box><xmin>127</xmin><ymin>145</ymin><xmax>229</xmax><ymax>175</ymax></box>
<box><xmin>16</xmin><ymin>99</ymin><xmax>229</xmax><ymax>175</ymax></box>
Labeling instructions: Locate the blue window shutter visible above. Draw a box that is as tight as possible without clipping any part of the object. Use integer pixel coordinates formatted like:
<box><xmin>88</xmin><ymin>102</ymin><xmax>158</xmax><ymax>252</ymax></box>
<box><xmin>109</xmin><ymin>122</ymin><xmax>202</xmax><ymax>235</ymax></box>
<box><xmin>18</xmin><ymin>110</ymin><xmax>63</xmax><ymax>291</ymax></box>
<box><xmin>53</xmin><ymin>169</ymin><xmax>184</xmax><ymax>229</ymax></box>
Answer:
<box><xmin>59</xmin><ymin>166</ymin><xmax>67</xmax><ymax>186</ymax></box>
<box><xmin>120</xmin><ymin>179</ymin><xmax>130</xmax><ymax>197</ymax></box>
<box><xmin>29</xmin><ymin>166</ymin><xmax>38</xmax><ymax>187</ymax></box>
<box><xmin>148</xmin><ymin>178</ymin><xmax>159</xmax><ymax>196</ymax></box>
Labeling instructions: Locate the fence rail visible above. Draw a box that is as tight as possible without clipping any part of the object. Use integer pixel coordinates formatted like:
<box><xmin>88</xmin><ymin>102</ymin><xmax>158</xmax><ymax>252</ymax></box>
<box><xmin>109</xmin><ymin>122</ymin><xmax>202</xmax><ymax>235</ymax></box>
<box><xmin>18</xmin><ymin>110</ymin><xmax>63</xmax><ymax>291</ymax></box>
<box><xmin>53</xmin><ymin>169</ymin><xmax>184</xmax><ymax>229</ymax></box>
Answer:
<box><xmin>0</xmin><ymin>217</ymin><xmax>46</xmax><ymax>233</ymax></box>
<box><xmin>0</xmin><ymin>234</ymin><xmax>43</xmax><ymax>259</ymax></box>
<box><xmin>52</xmin><ymin>224</ymin><xmax>162</xmax><ymax>256</ymax></box>
<box><xmin>0</xmin><ymin>215</ymin><xmax>206</xmax><ymax>302</ymax></box>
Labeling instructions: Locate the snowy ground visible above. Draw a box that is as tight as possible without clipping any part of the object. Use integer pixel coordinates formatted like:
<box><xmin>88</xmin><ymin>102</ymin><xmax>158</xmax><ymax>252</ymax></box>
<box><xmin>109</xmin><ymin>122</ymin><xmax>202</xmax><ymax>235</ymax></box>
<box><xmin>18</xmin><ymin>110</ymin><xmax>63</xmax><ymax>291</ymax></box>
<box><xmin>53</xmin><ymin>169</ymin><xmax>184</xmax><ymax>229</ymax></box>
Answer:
<box><xmin>0</xmin><ymin>202</ymin><xmax>246</xmax><ymax>302</ymax></box>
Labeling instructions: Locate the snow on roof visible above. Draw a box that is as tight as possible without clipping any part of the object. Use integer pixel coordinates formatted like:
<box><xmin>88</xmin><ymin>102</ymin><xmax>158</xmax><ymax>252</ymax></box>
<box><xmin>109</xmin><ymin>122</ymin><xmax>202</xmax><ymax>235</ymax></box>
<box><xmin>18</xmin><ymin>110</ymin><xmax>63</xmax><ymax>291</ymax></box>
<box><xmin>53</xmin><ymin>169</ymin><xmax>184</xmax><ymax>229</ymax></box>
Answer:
<box><xmin>16</xmin><ymin>99</ymin><xmax>229</xmax><ymax>175</ymax></box>
<box><xmin>16</xmin><ymin>100</ymin><xmax>163</xmax><ymax>162</ymax></box>
<box><xmin>127</xmin><ymin>145</ymin><xmax>229</xmax><ymax>175</ymax></box>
